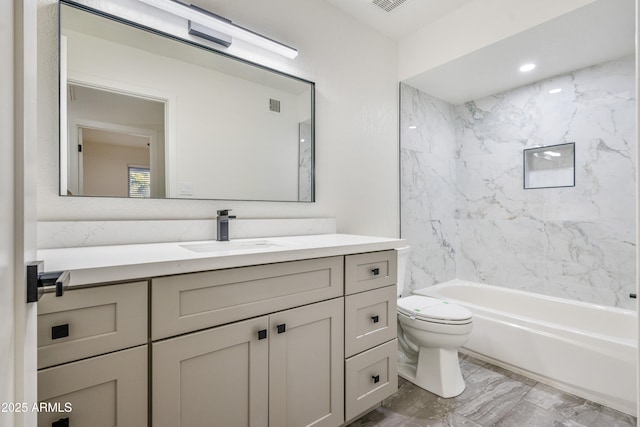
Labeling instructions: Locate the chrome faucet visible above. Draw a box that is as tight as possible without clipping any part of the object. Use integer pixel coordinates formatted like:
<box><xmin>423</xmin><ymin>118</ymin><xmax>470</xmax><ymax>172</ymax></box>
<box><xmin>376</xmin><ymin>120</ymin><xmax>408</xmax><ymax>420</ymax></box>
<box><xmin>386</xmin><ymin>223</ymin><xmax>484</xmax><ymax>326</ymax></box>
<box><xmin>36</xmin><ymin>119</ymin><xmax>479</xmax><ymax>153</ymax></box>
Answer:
<box><xmin>216</xmin><ymin>209</ymin><xmax>236</xmax><ymax>241</ymax></box>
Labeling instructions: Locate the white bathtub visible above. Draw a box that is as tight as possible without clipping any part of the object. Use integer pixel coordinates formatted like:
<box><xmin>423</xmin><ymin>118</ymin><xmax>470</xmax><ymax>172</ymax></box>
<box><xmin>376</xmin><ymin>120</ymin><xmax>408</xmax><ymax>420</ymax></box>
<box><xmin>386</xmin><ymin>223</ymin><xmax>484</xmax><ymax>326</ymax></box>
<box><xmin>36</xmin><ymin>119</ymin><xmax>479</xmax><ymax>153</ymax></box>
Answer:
<box><xmin>414</xmin><ymin>279</ymin><xmax>638</xmax><ymax>415</ymax></box>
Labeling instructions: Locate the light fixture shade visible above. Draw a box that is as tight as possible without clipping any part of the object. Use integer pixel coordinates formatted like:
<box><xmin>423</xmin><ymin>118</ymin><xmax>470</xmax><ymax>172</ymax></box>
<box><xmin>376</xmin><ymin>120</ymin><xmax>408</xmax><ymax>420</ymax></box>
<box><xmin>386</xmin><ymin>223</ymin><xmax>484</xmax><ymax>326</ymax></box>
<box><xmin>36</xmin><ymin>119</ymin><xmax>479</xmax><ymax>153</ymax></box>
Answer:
<box><xmin>138</xmin><ymin>0</ymin><xmax>298</xmax><ymax>58</ymax></box>
<box><xmin>187</xmin><ymin>5</ymin><xmax>232</xmax><ymax>47</ymax></box>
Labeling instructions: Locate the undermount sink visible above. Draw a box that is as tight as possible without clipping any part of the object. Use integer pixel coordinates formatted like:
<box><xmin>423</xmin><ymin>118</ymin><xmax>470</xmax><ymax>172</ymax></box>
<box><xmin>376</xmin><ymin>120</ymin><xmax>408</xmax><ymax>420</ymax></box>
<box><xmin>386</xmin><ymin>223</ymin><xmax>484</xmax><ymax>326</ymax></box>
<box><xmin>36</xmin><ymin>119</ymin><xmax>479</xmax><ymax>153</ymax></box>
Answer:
<box><xmin>180</xmin><ymin>240</ymin><xmax>280</xmax><ymax>253</ymax></box>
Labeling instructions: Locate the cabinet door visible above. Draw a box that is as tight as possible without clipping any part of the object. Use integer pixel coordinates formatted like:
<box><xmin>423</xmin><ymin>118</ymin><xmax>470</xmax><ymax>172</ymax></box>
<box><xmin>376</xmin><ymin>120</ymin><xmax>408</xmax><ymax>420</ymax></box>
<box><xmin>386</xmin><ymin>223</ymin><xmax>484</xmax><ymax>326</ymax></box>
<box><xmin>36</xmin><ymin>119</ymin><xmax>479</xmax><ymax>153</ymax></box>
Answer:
<box><xmin>38</xmin><ymin>345</ymin><xmax>147</xmax><ymax>427</ymax></box>
<box><xmin>269</xmin><ymin>298</ymin><xmax>344</xmax><ymax>427</ymax></box>
<box><xmin>153</xmin><ymin>316</ymin><xmax>269</xmax><ymax>427</ymax></box>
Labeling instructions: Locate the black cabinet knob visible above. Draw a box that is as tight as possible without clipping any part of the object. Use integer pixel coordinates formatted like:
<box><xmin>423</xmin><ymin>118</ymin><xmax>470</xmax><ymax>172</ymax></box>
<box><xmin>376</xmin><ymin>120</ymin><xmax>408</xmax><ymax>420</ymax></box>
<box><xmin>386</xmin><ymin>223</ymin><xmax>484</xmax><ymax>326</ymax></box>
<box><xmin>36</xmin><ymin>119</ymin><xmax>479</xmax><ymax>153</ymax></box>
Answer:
<box><xmin>277</xmin><ymin>324</ymin><xmax>286</xmax><ymax>334</ymax></box>
<box><xmin>258</xmin><ymin>329</ymin><xmax>267</xmax><ymax>340</ymax></box>
<box><xmin>371</xmin><ymin>315</ymin><xmax>379</xmax><ymax>323</ymax></box>
<box><xmin>51</xmin><ymin>324</ymin><xmax>69</xmax><ymax>340</ymax></box>
<box><xmin>372</xmin><ymin>375</ymin><xmax>380</xmax><ymax>384</ymax></box>
<box><xmin>630</xmin><ymin>293</ymin><xmax>637</xmax><ymax>299</ymax></box>
<box><xmin>371</xmin><ymin>268</ymin><xmax>380</xmax><ymax>276</ymax></box>
<box><xmin>52</xmin><ymin>417</ymin><xmax>69</xmax><ymax>427</ymax></box>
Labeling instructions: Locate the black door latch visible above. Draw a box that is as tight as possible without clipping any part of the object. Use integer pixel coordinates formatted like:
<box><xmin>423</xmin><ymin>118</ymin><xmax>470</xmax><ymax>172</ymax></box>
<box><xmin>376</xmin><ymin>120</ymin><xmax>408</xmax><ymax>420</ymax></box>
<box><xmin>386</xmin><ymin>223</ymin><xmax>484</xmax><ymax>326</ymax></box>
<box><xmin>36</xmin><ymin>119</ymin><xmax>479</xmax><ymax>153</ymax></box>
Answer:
<box><xmin>26</xmin><ymin>261</ymin><xmax>70</xmax><ymax>303</ymax></box>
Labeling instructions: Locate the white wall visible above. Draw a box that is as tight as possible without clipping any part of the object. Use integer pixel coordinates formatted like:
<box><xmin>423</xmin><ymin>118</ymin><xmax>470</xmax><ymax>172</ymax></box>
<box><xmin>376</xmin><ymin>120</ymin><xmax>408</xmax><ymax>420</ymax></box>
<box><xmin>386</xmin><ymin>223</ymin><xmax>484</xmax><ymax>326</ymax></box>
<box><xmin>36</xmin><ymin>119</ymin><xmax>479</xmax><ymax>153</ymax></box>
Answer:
<box><xmin>4</xmin><ymin>1</ymin><xmax>39</xmax><ymax>426</ymax></box>
<box><xmin>37</xmin><ymin>0</ymin><xmax>400</xmax><ymax>237</ymax></box>
<box><xmin>0</xmin><ymin>1</ymin><xmax>16</xmax><ymax>423</ymax></box>
<box><xmin>83</xmin><ymin>141</ymin><xmax>150</xmax><ymax>197</ymax></box>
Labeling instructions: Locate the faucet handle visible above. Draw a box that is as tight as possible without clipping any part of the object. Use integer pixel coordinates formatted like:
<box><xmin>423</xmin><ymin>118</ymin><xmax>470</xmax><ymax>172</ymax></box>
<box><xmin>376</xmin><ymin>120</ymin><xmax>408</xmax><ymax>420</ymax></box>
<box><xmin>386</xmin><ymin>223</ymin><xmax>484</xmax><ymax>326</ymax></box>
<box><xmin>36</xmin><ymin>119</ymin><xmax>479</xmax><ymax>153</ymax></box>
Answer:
<box><xmin>217</xmin><ymin>209</ymin><xmax>232</xmax><ymax>216</ymax></box>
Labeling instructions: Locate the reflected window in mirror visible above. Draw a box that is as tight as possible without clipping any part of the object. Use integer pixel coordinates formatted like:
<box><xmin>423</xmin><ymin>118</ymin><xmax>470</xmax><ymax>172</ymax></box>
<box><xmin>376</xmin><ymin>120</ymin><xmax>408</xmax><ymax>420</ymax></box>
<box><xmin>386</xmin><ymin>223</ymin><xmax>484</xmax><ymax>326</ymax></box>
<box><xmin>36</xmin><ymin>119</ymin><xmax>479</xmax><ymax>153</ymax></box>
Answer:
<box><xmin>128</xmin><ymin>166</ymin><xmax>151</xmax><ymax>198</ymax></box>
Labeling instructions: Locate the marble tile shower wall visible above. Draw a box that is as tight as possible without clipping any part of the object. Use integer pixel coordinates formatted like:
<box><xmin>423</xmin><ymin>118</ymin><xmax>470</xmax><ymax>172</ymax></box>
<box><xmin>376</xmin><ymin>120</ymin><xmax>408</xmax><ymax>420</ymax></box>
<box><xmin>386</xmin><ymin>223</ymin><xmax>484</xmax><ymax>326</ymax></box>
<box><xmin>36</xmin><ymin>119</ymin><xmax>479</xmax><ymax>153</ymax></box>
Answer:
<box><xmin>400</xmin><ymin>56</ymin><xmax>636</xmax><ymax>309</ymax></box>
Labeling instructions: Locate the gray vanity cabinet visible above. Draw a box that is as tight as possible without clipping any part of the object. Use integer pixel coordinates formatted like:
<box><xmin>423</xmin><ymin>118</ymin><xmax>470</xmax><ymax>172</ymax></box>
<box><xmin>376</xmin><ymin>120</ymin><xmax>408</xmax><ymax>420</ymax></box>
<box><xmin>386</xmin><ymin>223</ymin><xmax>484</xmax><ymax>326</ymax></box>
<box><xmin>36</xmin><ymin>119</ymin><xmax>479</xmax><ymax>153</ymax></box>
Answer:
<box><xmin>38</xmin><ymin>346</ymin><xmax>147</xmax><ymax>427</ymax></box>
<box><xmin>36</xmin><ymin>248</ymin><xmax>399</xmax><ymax>426</ymax></box>
<box><xmin>343</xmin><ymin>251</ymin><xmax>399</xmax><ymax>422</ymax></box>
<box><xmin>151</xmin><ymin>258</ymin><xmax>345</xmax><ymax>427</ymax></box>
<box><xmin>36</xmin><ymin>281</ymin><xmax>148</xmax><ymax>427</ymax></box>
<box><xmin>151</xmin><ymin>256</ymin><xmax>344</xmax><ymax>340</ymax></box>
<box><xmin>152</xmin><ymin>298</ymin><xmax>344</xmax><ymax>427</ymax></box>
<box><xmin>152</xmin><ymin>316</ymin><xmax>270</xmax><ymax>427</ymax></box>
<box><xmin>269</xmin><ymin>298</ymin><xmax>344</xmax><ymax>427</ymax></box>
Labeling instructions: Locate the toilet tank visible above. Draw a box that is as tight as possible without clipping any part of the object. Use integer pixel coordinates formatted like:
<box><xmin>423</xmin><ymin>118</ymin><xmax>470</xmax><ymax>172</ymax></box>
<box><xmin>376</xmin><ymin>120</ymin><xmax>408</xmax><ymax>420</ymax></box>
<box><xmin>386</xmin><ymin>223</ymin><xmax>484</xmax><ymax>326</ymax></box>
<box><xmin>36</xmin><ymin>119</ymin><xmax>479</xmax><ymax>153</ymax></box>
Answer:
<box><xmin>395</xmin><ymin>246</ymin><xmax>411</xmax><ymax>297</ymax></box>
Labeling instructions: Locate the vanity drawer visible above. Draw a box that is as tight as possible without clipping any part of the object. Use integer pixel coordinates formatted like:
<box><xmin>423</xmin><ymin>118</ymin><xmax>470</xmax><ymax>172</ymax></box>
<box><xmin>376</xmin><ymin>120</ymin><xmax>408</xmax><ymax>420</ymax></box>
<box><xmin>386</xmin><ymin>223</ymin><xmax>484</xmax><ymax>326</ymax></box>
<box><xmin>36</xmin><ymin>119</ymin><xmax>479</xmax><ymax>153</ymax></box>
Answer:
<box><xmin>37</xmin><ymin>281</ymin><xmax>148</xmax><ymax>369</ymax></box>
<box><xmin>345</xmin><ymin>339</ymin><xmax>398</xmax><ymax>422</ymax></box>
<box><xmin>38</xmin><ymin>345</ymin><xmax>147</xmax><ymax>427</ymax></box>
<box><xmin>152</xmin><ymin>256</ymin><xmax>343</xmax><ymax>340</ymax></box>
<box><xmin>345</xmin><ymin>285</ymin><xmax>397</xmax><ymax>358</ymax></box>
<box><xmin>345</xmin><ymin>250</ymin><xmax>397</xmax><ymax>295</ymax></box>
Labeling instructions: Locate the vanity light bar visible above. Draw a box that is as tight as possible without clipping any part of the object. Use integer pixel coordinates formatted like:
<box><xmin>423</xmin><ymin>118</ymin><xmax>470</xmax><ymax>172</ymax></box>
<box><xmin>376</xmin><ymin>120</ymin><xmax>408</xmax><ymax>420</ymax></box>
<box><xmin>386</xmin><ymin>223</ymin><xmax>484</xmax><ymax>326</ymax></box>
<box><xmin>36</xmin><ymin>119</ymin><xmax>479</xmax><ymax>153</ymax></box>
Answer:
<box><xmin>137</xmin><ymin>0</ymin><xmax>298</xmax><ymax>59</ymax></box>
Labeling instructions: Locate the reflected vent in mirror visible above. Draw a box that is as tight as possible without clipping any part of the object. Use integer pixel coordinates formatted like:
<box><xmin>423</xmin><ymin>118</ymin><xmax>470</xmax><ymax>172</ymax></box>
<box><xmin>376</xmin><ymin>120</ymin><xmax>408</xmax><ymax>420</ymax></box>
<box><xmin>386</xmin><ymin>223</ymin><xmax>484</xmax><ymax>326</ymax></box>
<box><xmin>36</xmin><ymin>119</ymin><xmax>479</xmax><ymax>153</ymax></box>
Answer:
<box><xmin>269</xmin><ymin>98</ymin><xmax>281</xmax><ymax>113</ymax></box>
<box><xmin>372</xmin><ymin>0</ymin><xmax>410</xmax><ymax>13</ymax></box>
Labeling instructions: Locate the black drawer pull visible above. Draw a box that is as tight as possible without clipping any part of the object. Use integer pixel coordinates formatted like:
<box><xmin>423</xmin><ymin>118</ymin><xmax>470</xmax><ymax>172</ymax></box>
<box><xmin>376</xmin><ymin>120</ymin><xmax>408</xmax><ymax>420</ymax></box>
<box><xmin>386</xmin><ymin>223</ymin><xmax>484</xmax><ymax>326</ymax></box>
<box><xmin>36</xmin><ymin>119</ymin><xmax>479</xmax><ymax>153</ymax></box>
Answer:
<box><xmin>277</xmin><ymin>324</ymin><xmax>286</xmax><ymax>334</ymax></box>
<box><xmin>258</xmin><ymin>329</ymin><xmax>267</xmax><ymax>340</ymax></box>
<box><xmin>371</xmin><ymin>315</ymin><xmax>379</xmax><ymax>323</ymax></box>
<box><xmin>372</xmin><ymin>375</ymin><xmax>380</xmax><ymax>384</ymax></box>
<box><xmin>630</xmin><ymin>293</ymin><xmax>637</xmax><ymax>299</ymax></box>
<box><xmin>51</xmin><ymin>324</ymin><xmax>69</xmax><ymax>340</ymax></box>
<box><xmin>52</xmin><ymin>417</ymin><xmax>69</xmax><ymax>427</ymax></box>
<box><xmin>371</xmin><ymin>268</ymin><xmax>380</xmax><ymax>276</ymax></box>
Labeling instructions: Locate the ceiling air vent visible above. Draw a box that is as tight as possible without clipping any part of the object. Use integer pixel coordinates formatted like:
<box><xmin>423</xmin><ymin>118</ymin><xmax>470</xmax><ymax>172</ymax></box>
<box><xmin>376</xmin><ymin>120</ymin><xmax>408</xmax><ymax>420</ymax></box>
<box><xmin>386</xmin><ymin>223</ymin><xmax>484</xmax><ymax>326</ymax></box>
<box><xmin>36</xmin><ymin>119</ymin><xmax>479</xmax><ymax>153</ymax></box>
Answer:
<box><xmin>372</xmin><ymin>0</ymin><xmax>409</xmax><ymax>13</ymax></box>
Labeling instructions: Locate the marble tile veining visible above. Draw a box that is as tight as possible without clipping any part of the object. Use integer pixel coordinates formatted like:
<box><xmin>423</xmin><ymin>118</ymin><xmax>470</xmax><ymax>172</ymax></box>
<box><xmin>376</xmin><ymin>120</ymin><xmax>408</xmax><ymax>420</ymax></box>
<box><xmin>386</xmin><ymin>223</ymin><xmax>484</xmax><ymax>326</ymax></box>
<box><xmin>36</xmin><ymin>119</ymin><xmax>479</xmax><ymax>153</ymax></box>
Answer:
<box><xmin>348</xmin><ymin>355</ymin><xmax>636</xmax><ymax>427</ymax></box>
<box><xmin>400</xmin><ymin>55</ymin><xmax>636</xmax><ymax>309</ymax></box>
<box><xmin>37</xmin><ymin>217</ymin><xmax>337</xmax><ymax>248</ymax></box>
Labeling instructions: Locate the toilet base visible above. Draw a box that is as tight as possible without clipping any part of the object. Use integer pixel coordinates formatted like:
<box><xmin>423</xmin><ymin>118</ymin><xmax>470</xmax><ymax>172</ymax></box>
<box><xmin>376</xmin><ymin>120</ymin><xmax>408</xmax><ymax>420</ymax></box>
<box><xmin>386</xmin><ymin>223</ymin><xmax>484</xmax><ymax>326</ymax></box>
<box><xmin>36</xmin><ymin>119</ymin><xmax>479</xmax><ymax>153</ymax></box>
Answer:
<box><xmin>398</xmin><ymin>347</ymin><xmax>465</xmax><ymax>398</ymax></box>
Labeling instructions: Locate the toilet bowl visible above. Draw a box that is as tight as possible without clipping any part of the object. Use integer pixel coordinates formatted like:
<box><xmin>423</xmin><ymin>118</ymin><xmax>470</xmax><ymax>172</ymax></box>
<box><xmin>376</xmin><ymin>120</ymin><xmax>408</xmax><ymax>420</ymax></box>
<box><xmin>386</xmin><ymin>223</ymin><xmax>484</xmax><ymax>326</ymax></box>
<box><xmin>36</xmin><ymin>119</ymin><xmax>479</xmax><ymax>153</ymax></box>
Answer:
<box><xmin>395</xmin><ymin>247</ymin><xmax>473</xmax><ymax>398</ymax></box>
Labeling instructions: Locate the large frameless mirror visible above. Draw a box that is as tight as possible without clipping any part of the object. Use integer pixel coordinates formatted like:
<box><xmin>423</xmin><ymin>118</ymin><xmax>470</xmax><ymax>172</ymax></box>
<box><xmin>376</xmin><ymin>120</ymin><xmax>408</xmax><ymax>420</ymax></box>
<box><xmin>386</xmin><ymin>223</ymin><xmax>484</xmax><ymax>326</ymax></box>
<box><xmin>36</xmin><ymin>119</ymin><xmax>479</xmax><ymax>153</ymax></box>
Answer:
<box><xmin>59</xmin><ymin>1</ymin><xmax>315</xmax><ymax>202</ymax></box>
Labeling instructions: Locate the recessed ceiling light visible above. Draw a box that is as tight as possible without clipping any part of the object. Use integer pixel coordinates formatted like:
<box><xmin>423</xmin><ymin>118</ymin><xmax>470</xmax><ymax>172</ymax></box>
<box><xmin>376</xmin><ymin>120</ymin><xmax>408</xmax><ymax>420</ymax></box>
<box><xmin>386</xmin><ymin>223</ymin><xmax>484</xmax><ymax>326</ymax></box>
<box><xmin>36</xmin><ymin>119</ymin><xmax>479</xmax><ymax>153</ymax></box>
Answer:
<box><xmin>408</xmin><ymin>125</ymin><xmax>417</xmax><ymax>130</ymax></box>
<box><xmin>549</xmin><ymin>88</ymin><xmax>562</xmax><ymax>94</ymax></box>
<box><xmin>519</xmin><ymin>63</ymin><xmax>536</xmax><ymax>72</ymax></box>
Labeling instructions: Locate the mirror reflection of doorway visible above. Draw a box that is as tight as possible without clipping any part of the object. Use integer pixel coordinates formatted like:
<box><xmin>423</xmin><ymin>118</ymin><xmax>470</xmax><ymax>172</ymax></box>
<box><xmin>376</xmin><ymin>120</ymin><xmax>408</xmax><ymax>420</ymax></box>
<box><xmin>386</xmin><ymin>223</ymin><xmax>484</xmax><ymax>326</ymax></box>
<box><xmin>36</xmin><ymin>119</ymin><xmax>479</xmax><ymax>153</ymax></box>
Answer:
<box><xmin>78</xmin><ymin>127</ymin><xmax>152</xmax><ymax>197</ymax></box>
<box><xmin>67</xmin><ymin>84</ymin><xmax>166</xmax><ymax>197</ymax></box>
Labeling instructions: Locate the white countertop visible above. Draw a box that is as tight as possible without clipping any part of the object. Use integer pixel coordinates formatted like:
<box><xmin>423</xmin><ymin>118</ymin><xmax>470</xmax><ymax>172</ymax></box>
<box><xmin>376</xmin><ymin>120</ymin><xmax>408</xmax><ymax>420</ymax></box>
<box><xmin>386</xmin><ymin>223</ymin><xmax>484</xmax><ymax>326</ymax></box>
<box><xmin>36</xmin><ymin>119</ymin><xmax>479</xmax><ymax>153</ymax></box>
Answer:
<box><xmin>37</xmin><ymin>234</ymin><xmax>406</xmax><ymax>286</ymax></box>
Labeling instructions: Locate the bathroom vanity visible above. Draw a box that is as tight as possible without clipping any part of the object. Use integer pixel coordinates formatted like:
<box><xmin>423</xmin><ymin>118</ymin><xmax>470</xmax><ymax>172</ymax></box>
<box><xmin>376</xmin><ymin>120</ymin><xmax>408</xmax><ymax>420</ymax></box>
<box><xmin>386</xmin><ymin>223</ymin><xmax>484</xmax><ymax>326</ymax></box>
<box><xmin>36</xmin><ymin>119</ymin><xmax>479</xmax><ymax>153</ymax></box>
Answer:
<box><xmin>36</xmin><ymin>234</ymin><xmax>403</xmax><ymax>427</ymax></box>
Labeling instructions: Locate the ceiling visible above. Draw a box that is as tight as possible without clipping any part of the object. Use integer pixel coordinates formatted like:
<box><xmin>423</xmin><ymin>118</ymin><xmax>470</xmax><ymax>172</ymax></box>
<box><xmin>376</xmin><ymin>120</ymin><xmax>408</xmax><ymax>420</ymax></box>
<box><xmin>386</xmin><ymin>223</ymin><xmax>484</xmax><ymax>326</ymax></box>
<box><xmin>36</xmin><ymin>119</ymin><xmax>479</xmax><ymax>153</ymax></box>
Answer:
<box><xmin>325</xmin><ymin>0</ymin><xmax>635</xmax><ymax>104</ymax></box>
<box><xmin>323</xmin><ymin>0</ymin><xmax>475</xmax><ymax>40</ymax></box>
<box><xmin>82</xmin><ymin>127</ymin><xmax>151</xmax><ymax>149</ymax></box>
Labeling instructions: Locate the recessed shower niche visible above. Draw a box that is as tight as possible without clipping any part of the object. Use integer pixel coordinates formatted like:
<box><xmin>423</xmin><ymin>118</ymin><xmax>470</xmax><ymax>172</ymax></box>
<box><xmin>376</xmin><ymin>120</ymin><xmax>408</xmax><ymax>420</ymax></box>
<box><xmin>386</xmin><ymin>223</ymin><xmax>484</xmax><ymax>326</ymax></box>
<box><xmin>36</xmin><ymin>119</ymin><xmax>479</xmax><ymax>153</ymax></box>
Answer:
<box><xmin>523</xmin><ymin>143</ymin><xmax>575</xmax><ymax>189</ymax></box>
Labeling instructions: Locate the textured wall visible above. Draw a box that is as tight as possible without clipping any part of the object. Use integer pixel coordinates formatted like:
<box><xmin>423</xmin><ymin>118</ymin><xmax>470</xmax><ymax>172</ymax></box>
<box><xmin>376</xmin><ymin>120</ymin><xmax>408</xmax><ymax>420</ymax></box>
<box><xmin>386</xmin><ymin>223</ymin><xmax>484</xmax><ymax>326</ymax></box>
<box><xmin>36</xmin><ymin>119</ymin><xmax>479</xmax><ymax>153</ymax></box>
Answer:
<box><xmin>401</xmin><ymin>56</ymin><xmax>636</xmax><ymax>308</ymax></box>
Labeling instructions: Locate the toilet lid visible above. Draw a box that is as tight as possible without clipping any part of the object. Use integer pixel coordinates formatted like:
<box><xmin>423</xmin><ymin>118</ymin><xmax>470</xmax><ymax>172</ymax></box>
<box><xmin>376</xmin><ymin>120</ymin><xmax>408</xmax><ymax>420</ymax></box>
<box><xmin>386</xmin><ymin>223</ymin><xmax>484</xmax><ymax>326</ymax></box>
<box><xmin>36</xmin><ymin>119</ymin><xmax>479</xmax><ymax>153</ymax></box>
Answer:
<box><xmin>397</xmin><ymin>295</ymin><xmax>472</xmax><ymax>322</ymax></box>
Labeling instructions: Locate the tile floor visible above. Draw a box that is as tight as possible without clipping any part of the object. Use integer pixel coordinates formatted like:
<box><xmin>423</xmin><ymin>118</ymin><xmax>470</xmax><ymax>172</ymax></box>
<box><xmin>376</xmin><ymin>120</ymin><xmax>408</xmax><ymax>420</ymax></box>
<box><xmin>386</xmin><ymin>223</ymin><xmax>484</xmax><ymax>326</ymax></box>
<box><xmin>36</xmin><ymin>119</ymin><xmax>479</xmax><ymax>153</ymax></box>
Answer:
<box><xmin>348</xmin><ymin>354</ymin><xmax>637</xmax><ymax>427</ymax></box>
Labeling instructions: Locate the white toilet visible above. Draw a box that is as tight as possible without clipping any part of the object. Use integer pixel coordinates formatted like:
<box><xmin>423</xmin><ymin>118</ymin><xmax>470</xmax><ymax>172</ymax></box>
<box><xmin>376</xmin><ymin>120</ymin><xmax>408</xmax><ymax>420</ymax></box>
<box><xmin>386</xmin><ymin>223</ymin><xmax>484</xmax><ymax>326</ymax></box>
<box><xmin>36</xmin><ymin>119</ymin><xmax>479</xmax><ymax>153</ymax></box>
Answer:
<box><xmin>395</xmin><ymin>247</ymin><xmax>473</xmax><ymax>398</ymax></box>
